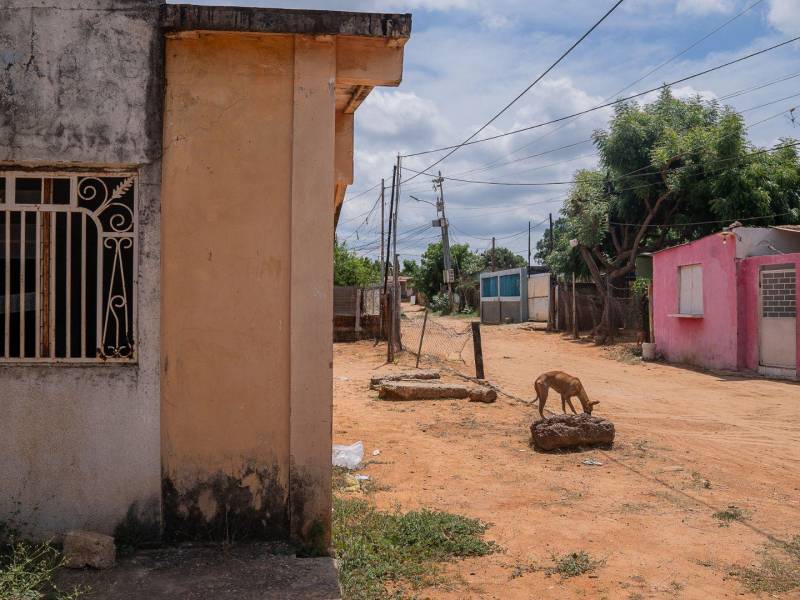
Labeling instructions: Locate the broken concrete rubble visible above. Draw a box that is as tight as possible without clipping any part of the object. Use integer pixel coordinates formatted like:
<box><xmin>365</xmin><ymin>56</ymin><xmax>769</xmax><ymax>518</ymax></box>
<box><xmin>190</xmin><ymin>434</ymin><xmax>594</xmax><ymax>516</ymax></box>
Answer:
<box><xmin>63</xmin><ymin>530</ymin><xmax>116</xmax><ymax>570</ymax></box>
<box><xmin>378</xmin><ymin>381</ymin><xmax>496</xmax><ymax>403</ymax></box>
<box><xmin>530</xmin><ymin>414</ymin><xmax>615</xmax><ymax>451</ymax></box>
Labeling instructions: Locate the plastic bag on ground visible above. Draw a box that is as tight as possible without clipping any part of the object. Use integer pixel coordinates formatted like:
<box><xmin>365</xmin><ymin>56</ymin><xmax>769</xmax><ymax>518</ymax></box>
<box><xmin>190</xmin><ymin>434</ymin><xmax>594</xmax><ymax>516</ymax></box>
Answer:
<box><xmin>332</xmin><ymin>441</ymin><xmax>364</xmax><ymax>469</ymax></box>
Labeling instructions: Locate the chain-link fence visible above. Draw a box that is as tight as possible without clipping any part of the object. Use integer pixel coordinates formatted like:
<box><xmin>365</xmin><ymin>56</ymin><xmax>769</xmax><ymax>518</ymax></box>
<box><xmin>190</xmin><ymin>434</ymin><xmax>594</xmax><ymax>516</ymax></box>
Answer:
<box><xmin>399</xmin><ymin>309</ymin><xmax>475</xmax><ymax>375</ymax></box>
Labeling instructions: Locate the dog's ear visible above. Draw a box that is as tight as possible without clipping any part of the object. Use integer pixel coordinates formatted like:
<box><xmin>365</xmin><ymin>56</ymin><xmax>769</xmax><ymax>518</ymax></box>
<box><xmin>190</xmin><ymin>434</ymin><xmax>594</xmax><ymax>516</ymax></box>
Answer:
<box><xmin>590</xmin><ymin>400</ymin><xmax>600</xmax><ymax>406</ymax></box>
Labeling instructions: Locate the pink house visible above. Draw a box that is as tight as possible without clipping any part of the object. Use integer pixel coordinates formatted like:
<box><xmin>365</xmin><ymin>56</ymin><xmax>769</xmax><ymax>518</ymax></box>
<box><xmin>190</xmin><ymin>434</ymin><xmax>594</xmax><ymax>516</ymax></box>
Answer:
<box><xmin>652</xmin><ymin>226</ymin><xmax>800</xmax><ymax>380</ymax></box>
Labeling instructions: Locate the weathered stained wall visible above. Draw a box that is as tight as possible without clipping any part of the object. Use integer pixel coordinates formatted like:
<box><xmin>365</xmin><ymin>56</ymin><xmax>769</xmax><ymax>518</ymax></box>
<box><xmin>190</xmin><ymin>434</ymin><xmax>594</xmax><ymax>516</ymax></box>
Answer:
<box><xmin>160</xmin><ymin>31</ymin><xmax>335</xmax><ymax>546</ymax></box>
<box><xmin>653</xmin><ymin>234</ymin><xmax>739</xmax><ymax>371</ymax></box>
<box><xmin>0</xmin><ymin>0</ymin><xmax>163</xmax><ymax>539</ymax></box>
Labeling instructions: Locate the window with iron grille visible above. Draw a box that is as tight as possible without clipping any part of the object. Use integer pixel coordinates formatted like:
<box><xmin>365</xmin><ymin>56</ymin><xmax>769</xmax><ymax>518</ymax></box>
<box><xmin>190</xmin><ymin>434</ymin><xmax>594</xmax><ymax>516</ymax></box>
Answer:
<box><xmin>0</xmin><ymin>171</ymin><xmax>137</xmax><ymax>362</ymax></box>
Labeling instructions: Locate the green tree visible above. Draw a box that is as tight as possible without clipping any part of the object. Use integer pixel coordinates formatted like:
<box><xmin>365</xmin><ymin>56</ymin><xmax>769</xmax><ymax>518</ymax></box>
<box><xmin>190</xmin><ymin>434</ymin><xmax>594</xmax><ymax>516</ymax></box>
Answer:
<box><xmin>333</xmin><ymin>240</ymin><xmax>381</xmax><ymax>287</ymax></box>
<box><xmin>545</xmin><ymin>89</ymin><xmax>800</xmax><ymax>338</ymax></box>
<box><xmin>401</xmin><ymin>259</ymin><xmax>419</xmax><ymax>278</ymax></box>
<box><xmin>479</xmin><ymin>246</ymin><xmax>527</xmax><ymax>271</ymax></box>
<box><xmin>414</xmin><ymin>241</ymin><xmax>481</xmax><ymax>301</ymax></box>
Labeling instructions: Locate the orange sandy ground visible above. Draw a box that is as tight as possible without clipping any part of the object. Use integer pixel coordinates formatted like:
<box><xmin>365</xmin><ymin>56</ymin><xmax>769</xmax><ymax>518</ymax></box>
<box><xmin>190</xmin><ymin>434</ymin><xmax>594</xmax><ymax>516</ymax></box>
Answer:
<box><xmin>333</xmin><ymin>318</ymin><xmax>800</xmax><ymax>599</ymax></box>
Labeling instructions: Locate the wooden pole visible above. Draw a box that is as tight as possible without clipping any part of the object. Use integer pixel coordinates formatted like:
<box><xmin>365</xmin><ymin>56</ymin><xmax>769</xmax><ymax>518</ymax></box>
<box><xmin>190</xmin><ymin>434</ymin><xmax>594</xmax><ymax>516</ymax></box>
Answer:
<box><xmin>471</xmin><ymin>321</ymin><xmax>485</xmax><ymax>379</ymax></box>
<box><xmin>379</xmin><ymin>179</ymin><xmax>385</xmax><ymax>279</ymax></box>
<box><xmin>572</xmin><ymin>272</ymin><xmax>578</xmax><ymax>339</ymax></box>
<box><xmin>527</xmin><ymin>220</ymin><xmax>531</xmax><ymax>273</ymax></box>
<box><xmin>386</xmin><ymin>293</ymin><xmax>394</xmax><ymax>362</ymax></box>
<box><xmin>354</xmin><ymin>288</ymin><xmax>362</xmax><ymax>334</ymax></box>
<box><xmin>491</xmin><ymin>237</ymin><xmax>496</xmax><ymax>272</ymax></box>
<box><xmin>415</xmin><ymin>307</ymin><xmax>429</xmax><ymax>368</ymax></box>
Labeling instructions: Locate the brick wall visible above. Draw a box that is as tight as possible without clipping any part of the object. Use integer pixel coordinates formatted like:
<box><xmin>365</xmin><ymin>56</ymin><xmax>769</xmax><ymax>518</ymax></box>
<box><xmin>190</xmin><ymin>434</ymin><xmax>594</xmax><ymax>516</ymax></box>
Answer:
<box><xmin>761</xmin><ymin>269</ymin><xmax>797</xmax><ymax>318</ymax></box>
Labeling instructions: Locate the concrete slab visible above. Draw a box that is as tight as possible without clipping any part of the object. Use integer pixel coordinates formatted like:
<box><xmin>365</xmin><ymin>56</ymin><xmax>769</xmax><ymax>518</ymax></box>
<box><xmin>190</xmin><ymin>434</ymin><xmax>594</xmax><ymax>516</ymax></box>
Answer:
<box><xmin>55</xmin><ymin>544</ymin><xmax>341</xmax><ymax>600</ymax></box>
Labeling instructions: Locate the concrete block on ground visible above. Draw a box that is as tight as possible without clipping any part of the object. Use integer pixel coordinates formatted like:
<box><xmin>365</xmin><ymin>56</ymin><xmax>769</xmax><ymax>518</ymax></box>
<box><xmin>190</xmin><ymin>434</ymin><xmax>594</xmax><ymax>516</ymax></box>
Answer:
<box><xmin>530</xmin><ymin>414</ymin><xmax>615</xmax><ymax>451</ymax></box>
<box><xmin>378</xmin><ymin>380</ymin><xmax>494</xmax><ymax>402</ymax></box>
<box><xmin>468</xmin><ymin>387</ymin><xmax>497</xmax><ymax>403</ymax></box>
<box><xmin>63</xmin><ymin>530</ymin><xmax>116</xmax><ymax>569</ymax></box>
<box><xmin>370</xmin><ymin>370</ymin><xmax>440</xmax><ymax>389</ymax></box>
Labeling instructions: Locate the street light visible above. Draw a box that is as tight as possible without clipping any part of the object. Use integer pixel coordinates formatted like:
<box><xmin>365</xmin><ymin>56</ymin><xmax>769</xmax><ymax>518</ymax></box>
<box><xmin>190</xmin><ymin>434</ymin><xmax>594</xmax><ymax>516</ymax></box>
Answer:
<box><xmin>409</xmin><ymin>194</ymin><xmax>437</xmax><ymax>208</ymax></box>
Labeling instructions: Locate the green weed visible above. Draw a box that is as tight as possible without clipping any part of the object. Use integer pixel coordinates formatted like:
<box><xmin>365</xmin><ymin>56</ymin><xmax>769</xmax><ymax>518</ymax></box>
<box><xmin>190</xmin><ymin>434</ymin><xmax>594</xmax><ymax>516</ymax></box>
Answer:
<box><xmin>332</xmin><ymin>496</ymin><xmax>494</xmax><ymax>599</ymax></box>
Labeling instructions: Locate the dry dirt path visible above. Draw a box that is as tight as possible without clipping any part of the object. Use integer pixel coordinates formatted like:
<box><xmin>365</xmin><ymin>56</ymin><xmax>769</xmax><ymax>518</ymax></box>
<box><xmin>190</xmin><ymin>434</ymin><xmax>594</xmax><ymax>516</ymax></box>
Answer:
<box><xmin>333</xmin><ymin>321</ymin><xmax>800</xmax><ymax>599</ymax></box>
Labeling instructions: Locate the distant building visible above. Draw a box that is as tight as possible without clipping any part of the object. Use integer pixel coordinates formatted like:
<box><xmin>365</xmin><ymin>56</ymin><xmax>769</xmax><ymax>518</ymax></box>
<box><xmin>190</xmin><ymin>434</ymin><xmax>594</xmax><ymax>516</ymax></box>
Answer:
<box><xmin>652</xmin><ymin>226</ymin><xmax>799</xmax><ymax>379</ymax></box>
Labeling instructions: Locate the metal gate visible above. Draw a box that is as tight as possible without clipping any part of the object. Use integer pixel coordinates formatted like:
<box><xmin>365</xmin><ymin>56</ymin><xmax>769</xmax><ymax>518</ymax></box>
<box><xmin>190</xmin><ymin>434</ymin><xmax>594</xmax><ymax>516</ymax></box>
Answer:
<box><xmin>528</xmin><ymin>272</ymin><xmax>550</xmax><ymax>321</ymax></box>
<box><xmin>759</xmin><ymin>266</ymin><xmax>796</xmax><ymax>377</ymax></box>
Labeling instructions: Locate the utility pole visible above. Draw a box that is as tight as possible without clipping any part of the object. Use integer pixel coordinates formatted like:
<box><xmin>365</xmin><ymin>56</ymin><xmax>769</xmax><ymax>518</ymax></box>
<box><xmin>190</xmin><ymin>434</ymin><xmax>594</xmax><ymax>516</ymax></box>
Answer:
<box><xmin>379</xmin><ymin>178</ymin><xmax>385</xmax><ymax>279</ymax></box>
<box><xmin>384</xmin><ymin>167</ymin><xmax>397</xmax><ymax>361</ymax></box>
<box><xmin>527</xmin><ymin>220</ymin><xmax>531</xmax><ymax>273</ymax></box>
<box><xmin>433</xmin><ymin>171</ymin><xmax>454</xmax><ymax>312</ymax></box>
<box><xmin>383</xmin><ymin>167</ymin><xmax>396</xmax><ymax>294</ymax></box>
<box><xmin>393</xmin><ymin>155</ymin><xmax>402</xmax><ymax>351</ymax></box>
<box><xmin>491</xmin><ymin>237</ymin><xmax>496</xmax><ymax>272</ymax></box>
<box><xmin>549</xmin><ymin>213</ymin><xmax>554</xmax><ymax>254</ymax></box>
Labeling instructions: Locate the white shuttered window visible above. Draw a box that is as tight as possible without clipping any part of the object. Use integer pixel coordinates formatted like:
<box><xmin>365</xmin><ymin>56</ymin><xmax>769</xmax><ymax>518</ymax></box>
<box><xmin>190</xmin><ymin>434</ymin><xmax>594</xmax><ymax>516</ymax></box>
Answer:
<box><xmin>678</xmin><ymin>264</ymin><xmax>703</xmax><ymax>315</ymax></box>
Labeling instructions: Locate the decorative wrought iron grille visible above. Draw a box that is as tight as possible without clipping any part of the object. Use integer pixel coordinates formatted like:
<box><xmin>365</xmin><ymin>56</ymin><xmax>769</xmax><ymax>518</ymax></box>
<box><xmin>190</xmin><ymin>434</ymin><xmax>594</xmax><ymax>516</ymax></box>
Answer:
<box><xmin>0</xmin><ymin>171</ymin><xmax>137</xmax><ymax>362</ymax></box>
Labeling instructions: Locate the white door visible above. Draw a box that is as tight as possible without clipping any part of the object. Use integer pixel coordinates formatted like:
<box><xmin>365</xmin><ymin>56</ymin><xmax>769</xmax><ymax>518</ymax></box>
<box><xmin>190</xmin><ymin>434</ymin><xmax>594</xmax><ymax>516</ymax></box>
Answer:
<box><xmin>528</xmin><ymin>273</ymin><xmax>550</xmax><ymax>321</ymax></box>
<box><xmin>759</xmin><ymin>267</ymin><xmax>797</xmax><ymax>375</ymax></box>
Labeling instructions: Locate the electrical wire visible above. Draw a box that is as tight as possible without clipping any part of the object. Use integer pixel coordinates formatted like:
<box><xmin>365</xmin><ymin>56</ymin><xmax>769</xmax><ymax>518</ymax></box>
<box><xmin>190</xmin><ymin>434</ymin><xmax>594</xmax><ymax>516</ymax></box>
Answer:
<box><xmin>399</xmin><ymin>0</ymin><xmax>627</xmax><ymax>182</ymax></box>
<box><xmin>401</xmin><ymin>35</ymin><xmax>800</xmax><ymax>159</ymax></box>
<box><xmin>403</xmin><ymin>99</ymin><xmax>800</xmax><ymax>187</ymax></box>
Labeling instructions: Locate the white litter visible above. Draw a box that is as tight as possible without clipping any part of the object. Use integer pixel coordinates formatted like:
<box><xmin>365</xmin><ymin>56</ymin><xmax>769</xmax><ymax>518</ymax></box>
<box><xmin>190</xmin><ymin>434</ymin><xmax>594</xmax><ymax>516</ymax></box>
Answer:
<box><xmin>332</xmin><ymin>441</ymin><xmax>364</xmax><ymax>469</ymax></box>
<box><xmin>372</xmin><ymin>449</ymin><xmax>381</xmax><ymax>456</ymax></box>
<box><xmin>354</xmin><ymin>474</ymin><xmax>370</xmax><ymax>481</ymax></box>
<box><xmin>582</xmin><ymin>459</ymin><xmax>603</xmax><ymax>466</ymax></box>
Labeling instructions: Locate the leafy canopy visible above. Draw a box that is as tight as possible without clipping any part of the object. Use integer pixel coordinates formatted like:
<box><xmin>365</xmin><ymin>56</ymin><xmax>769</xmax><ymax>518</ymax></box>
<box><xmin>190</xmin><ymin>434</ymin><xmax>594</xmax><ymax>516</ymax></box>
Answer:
<box><xmin>334</xmin><ymin>240</ymin><xmax>381</xmax><ymax>287</ymax></box>
<box><xmin>538</xmin><ymin>89</ymin><xmax>800</xmax><ymax>282</ymax></box>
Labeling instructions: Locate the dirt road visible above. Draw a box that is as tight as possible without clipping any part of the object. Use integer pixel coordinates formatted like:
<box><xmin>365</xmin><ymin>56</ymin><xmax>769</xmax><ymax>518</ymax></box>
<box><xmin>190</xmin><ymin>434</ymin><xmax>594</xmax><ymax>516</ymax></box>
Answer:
<box><xmin>333</xmin><ymin>319</ymin><xmax>800</xmax><ymax>599</ymax></box>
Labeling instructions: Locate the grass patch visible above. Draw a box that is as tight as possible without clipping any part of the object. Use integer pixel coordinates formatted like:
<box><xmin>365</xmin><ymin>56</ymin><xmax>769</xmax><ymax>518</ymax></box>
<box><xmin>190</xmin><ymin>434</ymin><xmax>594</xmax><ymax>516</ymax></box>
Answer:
<box><xmin>332</xmin><ymin>496</ymin><xmax>495</xmax><ymax>599</ymax></box>
<box><xmin>0</xmin><ymin>538</ymin><xmax>83</xmax><ymax>600</ymax></box>
<box><xmin>547</xmin><ymin>551</ymin><xmax>601</xmax><ymax>578</ymax></box>
<box><xmin>734</xmin><ymin>534</ymin><xmax>800</xmax><ymax>594</ymax></box>
<box><xmin>712</xmin><ymin>505</ymin><xmax>747</xmax><ymax>526</ymax></box>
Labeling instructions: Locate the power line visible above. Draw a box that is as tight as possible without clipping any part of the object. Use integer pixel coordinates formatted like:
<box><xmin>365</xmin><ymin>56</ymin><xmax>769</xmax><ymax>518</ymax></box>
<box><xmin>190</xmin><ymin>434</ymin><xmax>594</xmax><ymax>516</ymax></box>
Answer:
<box><xmin>452</xmin><ymin>70</ymin><xmax>800</xmax><ymax>182</ymax></box>
<box><xmin>402</xmin><ymin>35</ymin><xmax>800</xmax><ymax>159</ymax></box>
<box><xmin>453</xmin><ymin>0</ymin><xmax>767</xmax><ymax>179</ymax></box>
<box><xmin>404</xmin><ymin>99</ymin><xmax>800</xmax><ymax>187</ymax></box>
<box><xmin>400</xmin><ymin>0</ymin><xmax>627</xmax><ymax>182</ymax></box>
<box><xmin>610</xmin><ymin>211</ymin><xmax>795</xmax><ymax>228</ymax></box>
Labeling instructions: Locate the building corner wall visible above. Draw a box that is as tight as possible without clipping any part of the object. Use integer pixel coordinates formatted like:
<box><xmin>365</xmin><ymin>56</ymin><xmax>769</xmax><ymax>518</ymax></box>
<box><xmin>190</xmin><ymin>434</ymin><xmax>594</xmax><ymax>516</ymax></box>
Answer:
<box><xmin>289</xmin><ymin>35</ymin><xmax>335</xmax><ymax>551</ymax></box>
<box><xmin>0</xmin><ymin>1</ymin><xmax>163</xmax><ymax>540</ymax></box>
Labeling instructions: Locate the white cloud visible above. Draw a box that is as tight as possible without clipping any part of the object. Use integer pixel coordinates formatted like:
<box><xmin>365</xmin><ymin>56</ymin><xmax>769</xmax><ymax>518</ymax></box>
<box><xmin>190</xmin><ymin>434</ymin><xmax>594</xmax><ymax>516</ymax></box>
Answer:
<box><xmin>675</xmin><ymin>0</ymin><xmax>734</xmax><ymax>16</ymax></box>
<box><xmin>766</xmin><ymin>0</ymin><xmax>800</xmax><ymax>36</ymax></box>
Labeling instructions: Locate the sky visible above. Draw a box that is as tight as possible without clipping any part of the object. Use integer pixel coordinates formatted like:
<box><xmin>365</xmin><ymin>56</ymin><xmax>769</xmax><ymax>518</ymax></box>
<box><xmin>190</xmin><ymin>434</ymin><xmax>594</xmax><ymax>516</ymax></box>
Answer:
<box><xmin>172</xmin><ymin>0</ymin><xmax>800</xmax><ymax>263</ymax></box>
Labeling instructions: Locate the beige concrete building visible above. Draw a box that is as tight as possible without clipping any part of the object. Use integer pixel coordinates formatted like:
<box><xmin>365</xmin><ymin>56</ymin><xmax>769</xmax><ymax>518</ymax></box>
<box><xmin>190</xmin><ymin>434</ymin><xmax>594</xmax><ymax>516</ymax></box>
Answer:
<box><xmin>0</xmin><ymin>1</ymin><xmax>410</xmax><ymax>550</ymax></box>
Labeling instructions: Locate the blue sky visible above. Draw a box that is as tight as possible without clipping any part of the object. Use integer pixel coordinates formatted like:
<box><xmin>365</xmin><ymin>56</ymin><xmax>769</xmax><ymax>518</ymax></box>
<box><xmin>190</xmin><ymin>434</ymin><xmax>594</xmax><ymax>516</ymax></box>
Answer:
<box><xmin>173</xmin><ymin>0</ymin><xmax>800</xmax><ymax>262</ymax></box>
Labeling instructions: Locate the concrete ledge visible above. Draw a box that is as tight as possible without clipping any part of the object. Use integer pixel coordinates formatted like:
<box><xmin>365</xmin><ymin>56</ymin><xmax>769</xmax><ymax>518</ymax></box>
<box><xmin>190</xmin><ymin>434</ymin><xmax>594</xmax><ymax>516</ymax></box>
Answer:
<box><xmin>378</xmin><ymin>381</ymin><xmax>496</xmax><ymax>403</ymax></box>
<box><xmin>162</xmin><ymin>5</ymin><xmax>412</xmax><ymax>40</ymax></box>
<box><xmin>370</xmin><ymin>370</ymin><xmax>440</xmax><ymax>389</ymax></box>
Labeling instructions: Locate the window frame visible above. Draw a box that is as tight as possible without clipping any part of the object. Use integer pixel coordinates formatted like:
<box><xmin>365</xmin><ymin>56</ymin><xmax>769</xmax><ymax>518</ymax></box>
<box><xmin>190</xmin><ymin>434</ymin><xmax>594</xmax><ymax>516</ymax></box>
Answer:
<box><xmin>0</xmin><ymin>170</ymin><xmax>138</xmax><ymax>364</ymax></box>
<box><xmin>677</xmin><ymin>263</ymin><xmax>703</xmax><ymax>316</ymax></box>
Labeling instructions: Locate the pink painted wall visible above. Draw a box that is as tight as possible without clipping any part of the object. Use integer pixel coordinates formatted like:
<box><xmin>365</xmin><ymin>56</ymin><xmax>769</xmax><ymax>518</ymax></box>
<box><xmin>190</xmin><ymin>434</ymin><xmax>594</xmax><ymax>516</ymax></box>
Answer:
<box><xmin>653</xmin><ymin>233</ymin><xmax>739</xmax><ymax>370</ymax></box>
<box><xmin>737</xmin><ymin>253</ymin><xmax>800</xmax><ymax>373</ymax></box>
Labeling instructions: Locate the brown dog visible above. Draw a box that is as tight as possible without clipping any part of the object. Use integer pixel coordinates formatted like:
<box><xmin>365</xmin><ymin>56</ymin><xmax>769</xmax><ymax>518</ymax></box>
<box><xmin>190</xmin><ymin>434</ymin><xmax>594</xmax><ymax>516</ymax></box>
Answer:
<box><xmin>534</xmin><ymin>371</ymin><xmax>599</xmax><ymax>419</ymax></box>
